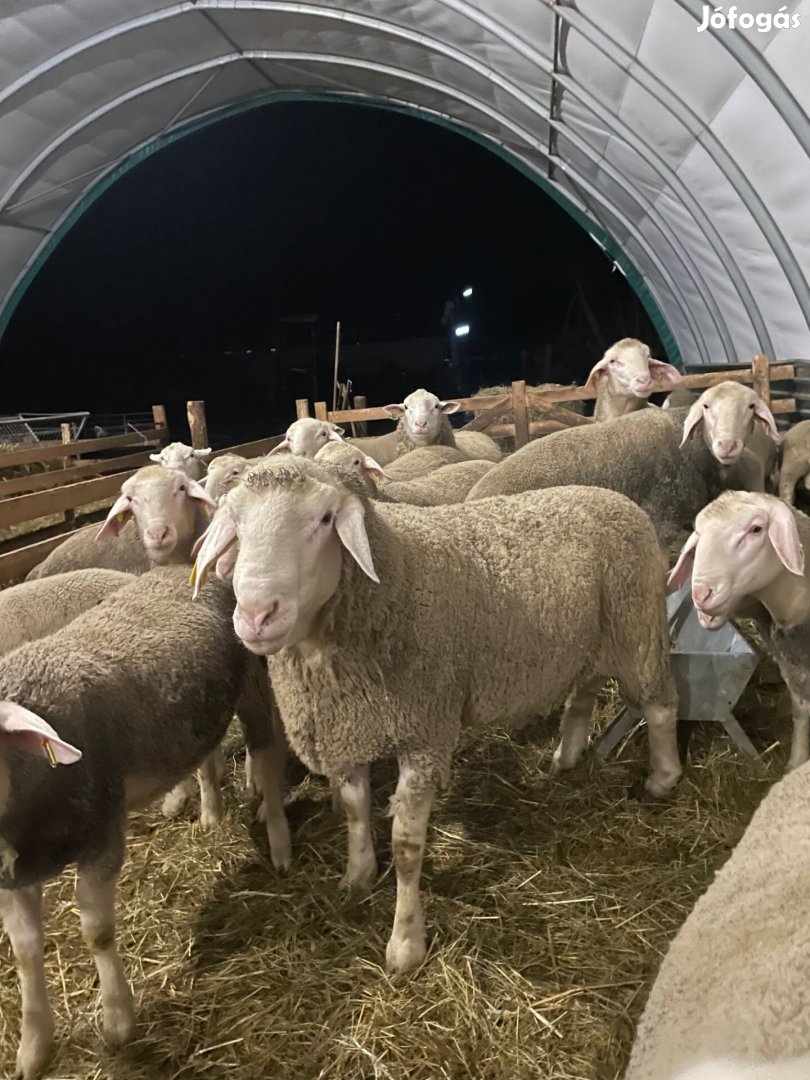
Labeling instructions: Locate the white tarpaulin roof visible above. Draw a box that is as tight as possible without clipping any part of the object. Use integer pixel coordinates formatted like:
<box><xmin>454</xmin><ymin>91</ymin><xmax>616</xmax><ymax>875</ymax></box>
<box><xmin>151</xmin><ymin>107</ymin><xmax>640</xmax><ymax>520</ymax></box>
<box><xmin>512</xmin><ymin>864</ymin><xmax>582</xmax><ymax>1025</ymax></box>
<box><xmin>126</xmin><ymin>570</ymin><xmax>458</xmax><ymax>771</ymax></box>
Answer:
<box><xmin>1</xmin><ymin>0</ymin><xmax>809</xmax><ymax>365</ymax></box>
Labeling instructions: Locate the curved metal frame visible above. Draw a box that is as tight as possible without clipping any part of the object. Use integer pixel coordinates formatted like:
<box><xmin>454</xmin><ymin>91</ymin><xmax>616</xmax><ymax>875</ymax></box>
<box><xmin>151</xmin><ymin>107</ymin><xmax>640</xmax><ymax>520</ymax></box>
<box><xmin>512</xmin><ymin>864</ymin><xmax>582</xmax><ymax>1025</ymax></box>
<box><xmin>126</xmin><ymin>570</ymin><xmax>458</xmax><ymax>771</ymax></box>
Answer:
<box><xmin>0</xmin><ymin>2</ymin><xmax>734</xmax><ymax>353</ymax></box>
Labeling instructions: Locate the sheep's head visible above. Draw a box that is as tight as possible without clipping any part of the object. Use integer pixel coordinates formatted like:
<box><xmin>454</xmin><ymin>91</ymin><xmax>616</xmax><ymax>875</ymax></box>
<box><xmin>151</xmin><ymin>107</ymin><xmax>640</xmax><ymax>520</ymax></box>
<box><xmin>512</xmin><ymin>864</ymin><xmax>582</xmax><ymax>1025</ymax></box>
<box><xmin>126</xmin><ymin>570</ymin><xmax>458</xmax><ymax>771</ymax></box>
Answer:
<box><xmin>680</xmin><ymin>381</ymin><xmax>781</xmax><ymax>465</ymax></box>
<box><xmin>98</xmin><ymin>465</ymin><xmax>216</xmax><ymax>563</ymax></box>
<box><xmin>314</xmin><ymin>442</ymin><xmax>390</xmax><ymax>491</ymax></box>
<box><xmin>204</xmin><ymin>454</ymin><xmax>249</xmax><ymax>503</ymax></box>
<box><xmin>192</xmin><ymin>458</ymin><xmax>378</xmax><ymax>654</ymax></box>
<box><xmin>269</xmin><ymin>418</ymin><xmax>345</xmax><ymax>459</ymax></box>
<box><xmin>150</xmin><ymin>442</ymin><xmax>211</xmax><ymax>480</ymax></box>
<box><xmin>386</xmin><ymin>388</ymin><xmax>459</xmax><ymax>445</ymax></box>
<box><xmin>585</xmin><ymin>338</ymin><xmax>680</xmax><ymax>400</ymax></box>
<box><xmin>668</xmin><ymin>491</ymin><xmax>804</xmax><ymax>628</ymax></box>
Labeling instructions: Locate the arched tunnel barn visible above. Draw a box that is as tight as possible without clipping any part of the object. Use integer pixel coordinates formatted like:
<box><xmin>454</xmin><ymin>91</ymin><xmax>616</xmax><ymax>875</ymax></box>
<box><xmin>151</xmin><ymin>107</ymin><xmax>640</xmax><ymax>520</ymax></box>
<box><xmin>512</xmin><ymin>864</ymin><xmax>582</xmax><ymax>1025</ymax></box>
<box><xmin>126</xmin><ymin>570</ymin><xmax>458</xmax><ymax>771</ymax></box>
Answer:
<box><xmin>1</xmin><ymin>1</ymin><xmax>810</xmax><ymax>367</ymax></box>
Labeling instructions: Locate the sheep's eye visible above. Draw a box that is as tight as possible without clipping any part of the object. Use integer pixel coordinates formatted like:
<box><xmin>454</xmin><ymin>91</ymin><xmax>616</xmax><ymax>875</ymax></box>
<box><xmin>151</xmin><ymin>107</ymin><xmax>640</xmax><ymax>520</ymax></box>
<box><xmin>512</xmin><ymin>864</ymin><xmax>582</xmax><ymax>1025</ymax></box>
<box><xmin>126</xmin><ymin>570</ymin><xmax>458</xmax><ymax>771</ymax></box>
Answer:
<box><xmin>179</xmin><ymin>484</ymin><xmax>186</xmax><ymax>493</ymax></box>
<box><xmin>404</xmin><ymin>405</ymin><xmax>409</xmax><ymax>411</ymax></box>
<box><xmin>434</xmin><ymin>403</ymin><xmax>439</xmax><ymax>410</ymax></box>
<box><xmin>751</xmin><ymin>524</ymin><xmax>763</xmax><ymax>534</ymax></box>
<box><xmin>321</xmin><ymin>512</ymin><xmax>333</xmax><ymax>525</ymax></box>
<box><xmin>748</xmin><ymin>403</ymin><xmax>756</xmax><ymax>410</ymax></box>
<box><xmin>703</xmin><ymin>403</ymin><xmax>709</xmax><ymax>410</ymax></box>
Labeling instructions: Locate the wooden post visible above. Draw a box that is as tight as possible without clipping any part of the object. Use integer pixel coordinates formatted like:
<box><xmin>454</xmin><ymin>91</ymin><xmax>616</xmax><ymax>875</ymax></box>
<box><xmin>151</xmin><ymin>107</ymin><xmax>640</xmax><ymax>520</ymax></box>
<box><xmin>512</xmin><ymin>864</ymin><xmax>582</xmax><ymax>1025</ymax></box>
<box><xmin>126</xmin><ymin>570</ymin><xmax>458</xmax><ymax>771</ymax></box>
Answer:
<box><xmin>295</xmin><ymin>399</ymin><xmax>311</xmax><ymax>419</ymax></box>
<box><xmin>186</xmin><ymin>400</ymin><xmax>209</xmax><ymax>451</ymax></box>
<box><xmin>332</xmin><ymin>321</ymin><xmax>342</xmax><ymax>412</ymax></box>
<box><xmin>151</xmin><ymin>404</ymin><xmax>168</xmax><ymax>448</ymax></box>
<box><xmin>352</xmin><ymin>395</ymin><xmax>367</xmax><ymax>437</ymax></box>
<box><xmin>61</xmin><ymin>423</ymin><xmax>76</xmax><ymax>529</ymax></box>
<box><xmin>512</xmin><ymin>380</ymin><xmax>529</xmax><ymax>449</ymax></box>
<box><xmin>314</xmin><ymin>401</ymin><xmax>329</xmax><ymax>421</ymax></box>
<box><xmin>752</xmin><ymin>354</ymin><xmax>771</xmax><ymax>405</ymax></box>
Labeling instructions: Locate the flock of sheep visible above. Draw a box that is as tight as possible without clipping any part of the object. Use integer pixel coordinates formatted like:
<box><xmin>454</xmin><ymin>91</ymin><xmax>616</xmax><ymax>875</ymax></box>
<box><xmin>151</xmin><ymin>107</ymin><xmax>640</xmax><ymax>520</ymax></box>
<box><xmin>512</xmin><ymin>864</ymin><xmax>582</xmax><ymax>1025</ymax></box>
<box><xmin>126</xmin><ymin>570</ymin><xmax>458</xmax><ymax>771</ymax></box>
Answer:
<box><xmin>3</xmin><ymin>337</ymin><xmax>810</xmax><ymax>1079</ymax></box>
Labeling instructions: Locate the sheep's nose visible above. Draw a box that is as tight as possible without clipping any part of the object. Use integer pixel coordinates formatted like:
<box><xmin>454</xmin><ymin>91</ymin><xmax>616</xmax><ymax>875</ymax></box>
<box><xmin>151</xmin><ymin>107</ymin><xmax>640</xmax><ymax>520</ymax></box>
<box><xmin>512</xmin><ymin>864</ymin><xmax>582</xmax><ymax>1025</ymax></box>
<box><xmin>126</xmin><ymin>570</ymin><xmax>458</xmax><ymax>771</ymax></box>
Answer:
<box><xmin>146</xmin><ymin>525</ymin><xmax>169</xmax><ymax>543</ymax></box>
<box><xmin>634</xmin><ymin>376</ymin><xmax>653</xmax><ymax>390</ymax></box>
<box><xmin>414</xmin><ymin>421</ymin><xmax>428</xmax><ymax>431</ymax></box>
<box><xmin>716</xmin><ymin>439</ymin><xmax>741</xmax><ymax>459</ymax></box>
<box><xmin>238</xmin><ymin>602</ymin><xmax>279</xmax><ymax>636</ymax></box>
<box><xmin>693</xmin><ymin>583</ymin><xmax>713</xmax><ymax>606</ymax></box>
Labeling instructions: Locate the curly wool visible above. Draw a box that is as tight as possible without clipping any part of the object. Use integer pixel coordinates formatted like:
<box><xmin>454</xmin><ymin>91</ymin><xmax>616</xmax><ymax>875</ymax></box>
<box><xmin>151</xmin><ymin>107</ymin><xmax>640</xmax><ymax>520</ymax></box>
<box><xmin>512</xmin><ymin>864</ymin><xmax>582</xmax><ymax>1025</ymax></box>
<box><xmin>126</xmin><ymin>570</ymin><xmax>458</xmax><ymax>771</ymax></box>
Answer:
<box><xmin>384</xmin><ymin>445</ymin><xmax>468</xmax><ymax>481</ymax></box>
<box><xmin>626</xmin><ymin>758</ymin><xmax>810</xmax><ymax>1079</ymax></box>
<box><xmin>26</xmin><ymin>520</ymin><xmax>151</xmax><ymax>580</ymax></box>
<box><xmin>384</xmin><ymin>459</ymin><xmax>494</xmax><ymax>506</ymax></box>
<box><xmin>466</xmin><ymin>406</ymin><xmax>754</xmax><ymax>549</ymax></box>
<box><xmin>267</xmin><ymin>476</ymin><xmax>675</xmax><ymax>785</ymax></box>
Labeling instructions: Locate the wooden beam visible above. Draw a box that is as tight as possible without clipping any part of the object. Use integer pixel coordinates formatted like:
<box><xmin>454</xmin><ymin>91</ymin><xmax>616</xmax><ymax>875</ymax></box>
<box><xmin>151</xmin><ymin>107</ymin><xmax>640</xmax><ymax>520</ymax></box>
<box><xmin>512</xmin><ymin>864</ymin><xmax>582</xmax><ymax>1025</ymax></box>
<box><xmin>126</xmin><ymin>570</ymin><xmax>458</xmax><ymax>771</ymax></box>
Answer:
<box><xmin>752</xmin><ymin>354</ymin><xmax>771</xmax><ymax>405</ymax></box>
<box><xmin>0</xmin><ymin>450</ymin><xmax>154</xmax><ymax>499</ymax></box>
<box><xmin>151</xmin><ymin>404</ymin><xmax>168</xmax><ymax>443</ymax></box>
<box><xmin>459</xmin><ymin>396</ymin><xmax>511</xmax><ymax>433</ymax></box>
<box><xmin>187</xmin><ymin>400</ymin><xmax>209</xmax><ymax>451</ymax></box>
<box><xmin>0</xmin><ymin>530</ymin><xmax>89</xmax><ymax>586</ymax></box>
<box><xmin>0</xmin><ymin>428</ymin><xmax>162</xmax><ymax>470</ymax></box>
<box><xmin>352</xmin><ymin>395</ymin><xmax>367</xmax><ymax>437</ymax></box>
<box><xmin>526</xmin><ymin>390</ymin><xmax>594</xmax><ymax>427</ymax></box>
<box><xmin>209</xmin><ymin>435</ymin><xmax>284</xmax><ymax>461</ymax></box>
<box><xmin>0</xmin><ymin>470</ymin><xmax>139</xmax><ymax>531</ymax></box>
<box><xmin>513</xmin><ymin>380</ymin><xmax>529</xmax><ymax>449</ymax></box>
<box><xmin>314</xmin><ymin>401</ymin><xmax>329</xmax><ymax>421</ymax></box>
<box><xmin>295</xmin><ymin>399</ymin><xmax>311</xmax><ymax>419</ymax></box>
<box><xmin>771</xmin><ymin>397</ymin><xmax>796</xmax><ymax>414</ymax></box>
<box><xmin>485</xmin><ymin>420</ymin><xmax>568</xmax><ymax>438</ymax></box>
<box><xmin>61</xmin><ymin>423</ymin><xmax>76</xmax><ymax>530</ymax></box>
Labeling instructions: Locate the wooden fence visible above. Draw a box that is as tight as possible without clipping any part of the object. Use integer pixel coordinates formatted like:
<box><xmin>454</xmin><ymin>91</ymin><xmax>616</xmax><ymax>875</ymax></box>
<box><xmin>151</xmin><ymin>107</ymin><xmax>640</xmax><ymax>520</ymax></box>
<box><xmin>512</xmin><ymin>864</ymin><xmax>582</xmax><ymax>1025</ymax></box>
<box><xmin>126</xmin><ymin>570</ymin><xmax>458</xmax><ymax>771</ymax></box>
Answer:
<box><xmin>301</xmin><ymin>354</ymin><xmax>797</xmax><ymax>448</ymax></box>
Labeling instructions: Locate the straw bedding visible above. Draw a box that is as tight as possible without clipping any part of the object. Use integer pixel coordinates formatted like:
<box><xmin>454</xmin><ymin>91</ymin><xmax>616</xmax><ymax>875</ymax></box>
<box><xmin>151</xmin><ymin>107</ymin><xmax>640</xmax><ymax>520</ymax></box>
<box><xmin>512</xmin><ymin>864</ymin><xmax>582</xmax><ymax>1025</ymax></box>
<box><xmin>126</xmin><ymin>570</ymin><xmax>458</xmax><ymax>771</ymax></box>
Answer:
<box><xmin>0</xmin><ymin>673</ymin><xmax>790</xmax><ymax>1080</ymax></box>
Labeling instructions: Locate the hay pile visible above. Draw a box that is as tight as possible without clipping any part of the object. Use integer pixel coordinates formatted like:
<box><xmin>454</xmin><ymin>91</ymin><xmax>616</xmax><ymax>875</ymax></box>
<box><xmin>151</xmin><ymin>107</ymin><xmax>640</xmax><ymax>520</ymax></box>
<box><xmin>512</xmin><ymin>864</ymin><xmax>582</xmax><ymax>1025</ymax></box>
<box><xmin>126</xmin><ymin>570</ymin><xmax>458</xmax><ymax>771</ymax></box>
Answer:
<box><xmin>471</xmin><ymin>384</ymin><xmax>586</xmax><ymax>426</ymax></box>
<box><xmin>0</xmin><ymin>676</ymin><xmax>790</xmax><ymax>1080</ymax></box>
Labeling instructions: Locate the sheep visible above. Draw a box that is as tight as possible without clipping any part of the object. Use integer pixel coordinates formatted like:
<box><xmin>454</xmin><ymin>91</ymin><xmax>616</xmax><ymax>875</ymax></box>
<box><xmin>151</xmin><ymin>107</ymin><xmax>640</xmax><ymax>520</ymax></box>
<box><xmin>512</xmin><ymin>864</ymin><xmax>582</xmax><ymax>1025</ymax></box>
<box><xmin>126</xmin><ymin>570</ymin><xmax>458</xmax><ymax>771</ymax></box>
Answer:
<box><xmin>193</xmin><ymin>456</ymin><xmax>681</xmax><ymax>976</ymax></box>
<box><xmin>0</xmin><ymin>569</ymin><xmax>134</xmax><ymax>656</ymax></box>
<box><xmin>661</xmin><ymin>388</ymin><xmax>698</xmax><ymax>410</ymax></box>
<box><xmin>269</xmin><ymin>418</ymin><xmax>345</xmax><ymax>459</ymax></box>
<box><xmin>383</xmin><ymin>460</ymin><xmax>495</xmax><ymax>506</ymax></box>
<box><xmin>466</xmin><ymin>383</ymin><xmax>781</xmax><ymax>550</ymax></box>
<box><xmin>349</xmin><ymin>388</ymin><xmax>502</xmax><ymax>465</ymax></box>
<box><xmin>383</xmin><ymin>445</ymin><xmax>469</xmax><ymax>481</ymax></box>
<box><xmin>203</xmin><ymin>453</ymin><xmax>250</xmax><ymax>503</ymax></box>
<box><xmin>584</xmin><ymin>337</ymin><xmax>681</xmax><ymax>421</ymax></box>
<box><xmin>777</xmin><ymin>419</ymin><xmax>810</xmax><ymax>505</ymax></box>
<box><xmin>27</xmin><ymin>466</ymin><xmax>216</xmax><ymax>580</ymax></box>
<box><xmin>667</xmin><ymin>490</ymin><xmax>810</xmax><ymax>769</ymax></box>
<box><xmin>313</xmin><ymin>442</ymin><xmax>390</xmax><ymax>496</ymax></box>
<box><xmin>149</xmin><ymin>441</ymin><xmax>211</xmax><ymax>480</ymax></box>
<box><xmin>0</xmin><ymin>566</ymin><xmax>289</xmax><ymax>1080</ymax></box>
<box><xmin>625</xmin><ymin>759</ymin><xmax>810</xmax><ymax>1080</ymax></box>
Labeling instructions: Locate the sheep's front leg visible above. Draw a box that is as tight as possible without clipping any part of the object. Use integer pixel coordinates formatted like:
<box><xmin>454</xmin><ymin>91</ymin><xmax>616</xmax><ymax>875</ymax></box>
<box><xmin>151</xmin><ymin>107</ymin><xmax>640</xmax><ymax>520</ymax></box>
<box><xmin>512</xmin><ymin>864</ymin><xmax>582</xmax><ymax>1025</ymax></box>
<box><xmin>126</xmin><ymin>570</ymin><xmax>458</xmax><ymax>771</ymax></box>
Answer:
<box><xmin>239</xmin><ymin>701</ymin><xmax>291</xmax><ymax>871</ymax></box>
<box><xmin>1</xmin><ymin>884</ymin><xmax>53</xmax><ymax>1080</ymax></box>
<box><xmin>76</xmin><ymin>848</ymin><xmax>134</xmax><ymax>1049</ymax></box>
<box><xmin>643</xmin><ymin>701</ymin><xmax>681</xmax><ymax>796</ymax></box>
<box><xmin>385</xmin><ymin>763</ymin><xmax>434</xmax><ymax>976</ymax></box>
<box><xmin>337</xmin><ymin>764</ymin><xmax>377</xmax><ymax>889</ymax></box>
<box><xmin>160</xmin><ymin>776</ymin><xmax>195</xmax><ymax>819</ymax></box>
<box><xmin>197</xmin><ymin>751</ymin><xmax>225</xmax><ymax>829</ymax></box>
<box><xmin>787</xmin><ymin>687</ymin><xmax>810</xmax><ymax>771</ymax></box>
<box><xmin>549</xmin><ymin>679</ymin><xmax>602</xmax><ymax>775</ymax></box>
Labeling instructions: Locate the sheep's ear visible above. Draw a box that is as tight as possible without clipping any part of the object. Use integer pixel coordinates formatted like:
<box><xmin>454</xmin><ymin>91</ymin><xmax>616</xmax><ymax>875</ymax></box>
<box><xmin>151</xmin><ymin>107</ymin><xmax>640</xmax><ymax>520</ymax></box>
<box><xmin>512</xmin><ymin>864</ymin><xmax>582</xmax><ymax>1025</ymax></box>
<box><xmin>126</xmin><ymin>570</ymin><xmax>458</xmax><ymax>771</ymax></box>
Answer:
<box><xmin>149</xmin><ymin>453</ymin><xmax>163</xmax><ymax>464</ymax></box>
<box><xmin>194</xmin><ymin>447</ymin><xmax>212</xmax><ymax>459</ymax></box>
<box><xmin>0</xmin><ymin>701</ymin><xmax>82</xmax><ymax>765</ymax></box>
<box><xmin>360</xmin><ymin>454</ymin><xmax>390</xmax><ymax>485</ymax></box>
<box><xmin>327</xmin><ymin>427</ymin><xmax>345</xmax><ymax>445</ymax></box>
<box><xmin>335</xmin><ymin>496</ymin><xmax>379</xmax><ymax>583</ymax></box>
<box><xmin>439</xmin><ymin>400</ymin><xmax>461</xmax><ymax>415</ymax></box>
<box><xmin>97</xmin><ymin>493</ymin><xmax>133</xmax><ymax>539</ymax></box>
<box><xmin>667</xmin><ymin>532</ymin><xmax>698</xmax><ymax>591</ymax></box>
<box><xmin>768</xmin><ymin>503</ymin><xmax>804</xmax><ymax>576</ymax></box>
<box><xmin>384</xmin><ymin>403</ymin><xmax>406</xmax><ymax>417</ymax></box>
<box><xmin>679</xmin><ymin>401</ymin><xmax>705</xmax><ymax>448</ymax></box>
<box><xmin>584</xmin><ymin>355</ymin><xmax>611</xmax><ymax>391</ymax></box>
<box><xmin>184</xmin><ymin>477</ymin><xmax>218</xmax><ymax>508</ymax></box>
<box><xmin>754</xmin><ymin>399</ymin><xmax>782</xmax><ymax>444</ymax></box>
<box><xmin>649</xmin><ymin>360</ymin><xmax>681</xmax><ymax>385</ymax></box>
<box><xmin>191</xmin><ymin>512</ymin><xmax>238</xmax><ymax>598</ymax></box>
<box><xmin>329</xmin><ymin>423</ymin><xmax>345</xmax><ymax>436</ymax></box>
<box><xmin>268</xmin><ymin>438</ymin><xmax>291</xmax><ymax>456</ymax></box>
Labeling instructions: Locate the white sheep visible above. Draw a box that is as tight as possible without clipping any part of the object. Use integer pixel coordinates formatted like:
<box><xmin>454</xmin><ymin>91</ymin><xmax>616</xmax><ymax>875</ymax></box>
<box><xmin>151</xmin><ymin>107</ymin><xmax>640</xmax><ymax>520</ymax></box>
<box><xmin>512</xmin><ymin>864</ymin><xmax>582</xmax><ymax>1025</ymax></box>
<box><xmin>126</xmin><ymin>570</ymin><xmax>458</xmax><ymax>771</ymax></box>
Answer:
<box><xmin>193</xmin><ymin>457</ymin><xmax>680</xmax><ymax>976</ymax></box>
<box><xmin>466</xmin><ymin>382</ymin><xmax>781</xmax><ymax>549</ymax></box>
<box><xmin>0</xmin><ymin>569</ymin><xmax>134</xmax><ymax>655</ymax></box>
<box><xmin>383</xmin><ymin>445</ymin><xmax>469</xmax><ymax>481</ymax></box>
<box><xmin>149</xmin><ymin>441</ymin><xmax>211</xmax><ymax>480</ymax></box>
<box><xmin>383</xmin><ymin>460</ymin><xmax>494</xmax><ymax>506</ymax></box>
<box><xmin>668</xmin><ymin>490</ymin><xmax>810</xmax><ymax>768</ymax></box>
<box><xmin>625</xmin><ymin>759</ymin><xmax>810</xmax><ymax>1079</ymax></box>
<box><xmin>584</xmin><ymin>337</ymin><xmax>681</xmax><ymax>421</ymax></box>
<box><xmin>778</xmin><ymin>419</ymin><xmax>810</xmax><ymax>505</ymax></box>
<box><xmin>203</xmin><ymin>453</ymin><xmax>250</xmax><ymax>503</ymax></box>
<box><xmin>269</xmin><ymin>418</ymin><xmax>345</xmax><ymax>459</ymax></box>
<box><xmin>0</xmin><ymin>567</ymin><xmax>289</xmax><ymax>1080</ymax></box>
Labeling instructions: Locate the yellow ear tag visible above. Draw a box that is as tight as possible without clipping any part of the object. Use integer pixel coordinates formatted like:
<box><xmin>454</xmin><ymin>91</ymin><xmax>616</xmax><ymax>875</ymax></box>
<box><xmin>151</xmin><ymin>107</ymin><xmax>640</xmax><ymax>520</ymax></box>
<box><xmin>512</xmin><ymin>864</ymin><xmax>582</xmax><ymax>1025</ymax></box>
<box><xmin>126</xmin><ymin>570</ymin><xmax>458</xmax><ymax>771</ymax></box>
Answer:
<box><xmin>42</xmin><ymin>739</ymin><xmax>58</xmax><ymax>769</ymax></box>
<box><xmin>189</xmin><ymin>563</ymin><xmax>198</xmax><ymax>588</ymax></box>
<box><xmin>116</xmin><ymin>512</ymin><xmax>125</xmax><ymax>523</ymax></box>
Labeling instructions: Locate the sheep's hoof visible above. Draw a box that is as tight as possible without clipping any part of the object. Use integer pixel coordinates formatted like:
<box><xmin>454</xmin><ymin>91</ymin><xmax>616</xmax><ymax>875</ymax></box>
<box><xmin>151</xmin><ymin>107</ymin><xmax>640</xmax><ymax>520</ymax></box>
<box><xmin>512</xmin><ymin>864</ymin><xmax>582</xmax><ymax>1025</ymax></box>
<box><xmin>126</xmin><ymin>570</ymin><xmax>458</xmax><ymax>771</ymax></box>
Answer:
<box><xmin>15</xmin><ymin>1023</ymin><xmax>54</xmax><ymax>1080</ymax></box>
<box><xmin>268</xmin><ymin>831</ymin><xmax>292</xmax><ymax>874</ymax></box>
<box><xmin>339</xmin><ymin>856</ymin><xmax>378</xmax><ymax>892</ymax></box>
<box><xmin>385</xmin><ymin>932</ymin><xmax>426</xmax><ymax>977</ymax></box>
<box><xmin>198</xmin><ymin>805</ymin><xmax>224</xmax><ymax>830</ymax></box>
<box><xmin>102</xmin><ymin>995</ymin><xmax>135</xmax><ymax>1048</ymax></box>
<box><xmin>643</xmin><ymin>769</ymin><xmax>682</xmax><ymax>798</ymax></box>
<box><xmin>161</xmin><ymin>782</ymin><xmax>193</xmax><ymax>819</ymax></box>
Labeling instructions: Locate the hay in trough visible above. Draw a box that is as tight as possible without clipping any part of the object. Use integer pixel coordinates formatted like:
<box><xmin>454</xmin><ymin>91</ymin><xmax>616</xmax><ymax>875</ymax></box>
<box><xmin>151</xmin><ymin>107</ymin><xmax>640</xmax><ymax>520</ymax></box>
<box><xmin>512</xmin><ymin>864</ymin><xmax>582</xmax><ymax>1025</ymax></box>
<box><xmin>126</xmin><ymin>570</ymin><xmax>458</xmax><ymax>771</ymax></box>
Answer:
<box><xmin>471</xmin><ymin>384</ymin><xmax>586</xmax><ymax>427</ymax></box>
<box><xmin>0</xmin><ymin>674</ymin><xmax>791</xmax><ymax>1080</ymax></box>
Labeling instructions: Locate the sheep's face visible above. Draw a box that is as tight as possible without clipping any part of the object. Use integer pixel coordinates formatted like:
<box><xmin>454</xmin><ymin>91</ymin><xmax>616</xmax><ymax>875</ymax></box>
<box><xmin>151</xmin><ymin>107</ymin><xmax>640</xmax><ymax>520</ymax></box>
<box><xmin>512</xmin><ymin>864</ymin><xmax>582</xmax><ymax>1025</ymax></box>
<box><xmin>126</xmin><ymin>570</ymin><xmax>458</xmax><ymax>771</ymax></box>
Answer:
<box><xmin>193</xmin><ymin>460</ymin><xmax>378</xmax><ymax>654</ymax></box>
<box><xmin>667</xmin><ymin>492</ymin><xmax>804</xmax><ymax>628</ymax></box>
<box><xmin>204</xmin><ymin>455</ymin><xmax>248</xmax><ymax>503</ymax></box>
<box><xmin>585</xmin><ymin>338</ymin><xmax>680</xmax><ymax>400</ymax></box>
<box><xmin>150</xmin><ymin>442</ymin><xmax>211</xmax><ymax>480</ymax></box>
<box><xmin>386</xmin><ymin>389</ymin><xmax>460</xmax><ymax>445</ymax></box>
<box><xmin>98</xmin><ymin>466</ymin><xmax>216</xmax><ymax>563</ymax></box>
<box><xmin>314</xmin><ymin>443</ymin><xmax>389</xmax><ymax>489</ymax></box>
<box><xmin>680</xmin><ymin>382</ymin><xmax>780</xmax><ymax>465</ymax></box>
<box><xmin>270</xmin><ymin>419</ymin><xmax>345</xmax><ymax>459</ymax></box>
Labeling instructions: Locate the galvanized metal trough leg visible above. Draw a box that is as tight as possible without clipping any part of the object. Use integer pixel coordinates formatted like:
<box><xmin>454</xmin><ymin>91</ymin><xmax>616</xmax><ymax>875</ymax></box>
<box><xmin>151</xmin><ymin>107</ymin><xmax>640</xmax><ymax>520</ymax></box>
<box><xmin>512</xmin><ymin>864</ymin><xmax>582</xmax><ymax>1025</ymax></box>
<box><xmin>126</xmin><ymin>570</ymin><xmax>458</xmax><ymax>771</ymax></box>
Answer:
<box><xmin>720</xmin><ymin>714</ymin><xmax>759</xmax><ymax>758</ymax></box>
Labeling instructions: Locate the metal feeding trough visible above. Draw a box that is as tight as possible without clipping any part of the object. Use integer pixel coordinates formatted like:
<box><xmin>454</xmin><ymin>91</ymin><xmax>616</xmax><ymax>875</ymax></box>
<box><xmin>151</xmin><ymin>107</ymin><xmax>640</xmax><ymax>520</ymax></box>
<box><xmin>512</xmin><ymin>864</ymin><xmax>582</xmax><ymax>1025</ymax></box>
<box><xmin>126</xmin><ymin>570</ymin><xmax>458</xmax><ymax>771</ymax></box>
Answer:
<box><xmin>595</xmin><ymin>577</ymin><xmax>763</xmax><ymax>760</ymax></box>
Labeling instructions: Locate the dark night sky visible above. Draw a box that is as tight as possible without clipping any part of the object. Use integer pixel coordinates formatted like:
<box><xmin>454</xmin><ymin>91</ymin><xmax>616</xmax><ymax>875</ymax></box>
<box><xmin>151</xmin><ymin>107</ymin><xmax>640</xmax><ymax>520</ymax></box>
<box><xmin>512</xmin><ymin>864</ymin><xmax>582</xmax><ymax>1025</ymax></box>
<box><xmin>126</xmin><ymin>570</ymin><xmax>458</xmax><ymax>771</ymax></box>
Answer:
<box><xmin>0</xmin><ymin>101</ymin><xmax>662</xmax><ymax>442</ymax></box>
